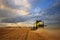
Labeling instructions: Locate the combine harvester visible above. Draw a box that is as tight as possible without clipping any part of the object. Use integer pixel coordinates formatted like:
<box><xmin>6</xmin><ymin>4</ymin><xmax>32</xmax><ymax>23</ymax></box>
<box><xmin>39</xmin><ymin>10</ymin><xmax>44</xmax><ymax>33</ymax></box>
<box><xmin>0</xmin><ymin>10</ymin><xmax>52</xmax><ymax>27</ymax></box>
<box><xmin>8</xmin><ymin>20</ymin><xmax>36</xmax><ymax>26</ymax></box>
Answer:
<box><xmin>31</xmin><ymin>20</ymin><xmax>45</xmax><ymax>30</ymax></box>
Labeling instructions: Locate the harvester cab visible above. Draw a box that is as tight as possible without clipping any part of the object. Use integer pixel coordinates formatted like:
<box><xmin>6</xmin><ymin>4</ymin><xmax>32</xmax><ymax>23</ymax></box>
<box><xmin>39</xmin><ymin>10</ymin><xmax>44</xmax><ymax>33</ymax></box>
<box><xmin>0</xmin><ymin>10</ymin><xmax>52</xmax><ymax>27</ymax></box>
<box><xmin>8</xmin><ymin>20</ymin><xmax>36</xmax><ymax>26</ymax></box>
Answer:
<box><xmin>31</xmin><ymin>20</ymin><xmax>44</xmax><ymax>30</ymax></box>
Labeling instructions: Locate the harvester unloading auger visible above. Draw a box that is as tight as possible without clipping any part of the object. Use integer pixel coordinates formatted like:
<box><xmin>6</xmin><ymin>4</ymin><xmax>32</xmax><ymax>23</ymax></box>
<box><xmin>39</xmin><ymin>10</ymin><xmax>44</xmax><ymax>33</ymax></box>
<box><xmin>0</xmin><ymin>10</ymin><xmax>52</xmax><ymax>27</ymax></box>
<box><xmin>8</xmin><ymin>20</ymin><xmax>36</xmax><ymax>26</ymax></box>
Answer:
<box><xmin>31</xmin><ymin>20</ymin><xmax>44</xmax><ymax>30</ymax></box>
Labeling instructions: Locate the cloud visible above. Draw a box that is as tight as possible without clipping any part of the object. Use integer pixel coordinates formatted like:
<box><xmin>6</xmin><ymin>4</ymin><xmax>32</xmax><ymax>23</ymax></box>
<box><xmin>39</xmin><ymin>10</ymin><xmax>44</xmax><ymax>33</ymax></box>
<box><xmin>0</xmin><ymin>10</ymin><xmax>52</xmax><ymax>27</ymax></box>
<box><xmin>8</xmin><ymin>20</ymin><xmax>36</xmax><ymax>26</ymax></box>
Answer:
<box><xmin>0</xmin><ymin>0</ymin><xmax>32</xmax><ymax>22</ymax></box>
<box><xmin>14</xmin><ymin>0</ymin><xmax>31</xmax><ymax>8</ymax></box>
<box><xmin>42</xmin><ymin>1</ymin><xmax>60</xmax><ymax>27</ymax></box>
<box><xmin>24</xmin><ymin>1</ymin><xmax>60</xmax><ymax>24</ymax></box>
<box><xmin>0</xmin><ymin>0</ymin><xmax>60</xmax><ymax>28</ymax></box>
<box><xmin>0</xmin><ymin>0</ymin><xmax>31</xmax><ymax>9</ymax></box>
<box><xmin>0</xmin><ymin>0</ymin><xmax>32</xmax><ymax>23</ymax></box>
<box><xmin>1</xmin><ymin>16</ymin><xmax>27</xmax><ymax>23</ymax></box>
<box><xmin>46</xmin><ymin>1</ymin><xmax>60</xmax><ymax>11</ymax></box>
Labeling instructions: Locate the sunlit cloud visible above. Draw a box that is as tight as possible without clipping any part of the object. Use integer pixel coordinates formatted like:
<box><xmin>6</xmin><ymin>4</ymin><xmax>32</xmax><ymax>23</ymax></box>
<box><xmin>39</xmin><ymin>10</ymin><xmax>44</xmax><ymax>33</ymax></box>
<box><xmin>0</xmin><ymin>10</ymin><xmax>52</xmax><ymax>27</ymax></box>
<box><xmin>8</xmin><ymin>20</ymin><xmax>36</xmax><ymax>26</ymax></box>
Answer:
<box><xmin>16</xmin><ymin>10</ymin><xmax>29</xmax><ymax>16</ymax></box>
<box><xmin>0</xmin><ymin>0</ymin><xmax>31</xmax><ymax>18</ymax></box>
<box><xmin>14</xmin><ymin>0</ymin><xmax>31</xmax><ymax>8</ymax></box>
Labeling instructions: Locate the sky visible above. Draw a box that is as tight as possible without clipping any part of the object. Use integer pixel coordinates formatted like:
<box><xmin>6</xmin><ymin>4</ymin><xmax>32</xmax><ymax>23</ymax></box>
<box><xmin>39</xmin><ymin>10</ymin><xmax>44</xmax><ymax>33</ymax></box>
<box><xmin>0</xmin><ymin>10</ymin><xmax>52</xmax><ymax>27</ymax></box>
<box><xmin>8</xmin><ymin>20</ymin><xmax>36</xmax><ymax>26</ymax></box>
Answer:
<box><xmin>0</xmin><ymin>0</ymin><xmax>60</xmax><ymax>28</ymax></box>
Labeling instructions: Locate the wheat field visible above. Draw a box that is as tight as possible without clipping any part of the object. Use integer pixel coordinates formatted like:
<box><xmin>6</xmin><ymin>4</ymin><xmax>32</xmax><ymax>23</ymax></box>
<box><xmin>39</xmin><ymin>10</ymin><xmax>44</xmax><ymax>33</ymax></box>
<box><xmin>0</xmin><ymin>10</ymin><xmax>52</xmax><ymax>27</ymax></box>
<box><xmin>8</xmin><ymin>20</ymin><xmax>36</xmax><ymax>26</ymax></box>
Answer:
<box><xmin>0</xmin><ymin>27</ymin><xmax>60</xmax><ymax>40</ymax></box>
